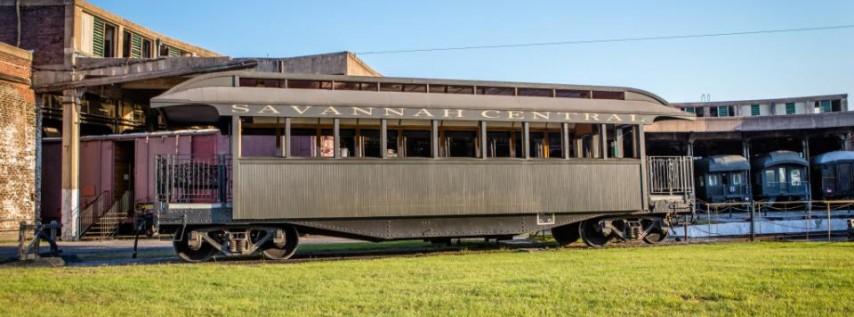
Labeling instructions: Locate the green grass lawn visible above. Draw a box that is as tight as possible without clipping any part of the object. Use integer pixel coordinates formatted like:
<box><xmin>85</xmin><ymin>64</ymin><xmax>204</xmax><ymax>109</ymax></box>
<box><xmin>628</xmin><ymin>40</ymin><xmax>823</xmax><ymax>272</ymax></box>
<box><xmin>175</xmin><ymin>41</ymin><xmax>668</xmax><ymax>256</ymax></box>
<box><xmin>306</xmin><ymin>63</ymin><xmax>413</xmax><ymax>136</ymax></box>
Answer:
<box><xmin>1</xmin><ymin>242</ymin><xmax>853</xmax><ymax>316</ymax></box>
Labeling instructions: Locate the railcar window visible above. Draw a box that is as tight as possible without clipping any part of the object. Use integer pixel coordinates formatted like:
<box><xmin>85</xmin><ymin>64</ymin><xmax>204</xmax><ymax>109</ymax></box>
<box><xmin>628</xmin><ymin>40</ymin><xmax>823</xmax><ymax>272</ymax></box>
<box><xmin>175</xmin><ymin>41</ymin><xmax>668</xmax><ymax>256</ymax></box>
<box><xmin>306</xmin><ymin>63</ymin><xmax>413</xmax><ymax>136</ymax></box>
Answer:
<box><xmin>287</xmin><ymin>80</ymin><xmax>333</xmax><ymax>89</ymax></box>
<box><xmin>526</xmin><ymin>123</ymin><xmax>554</xmax><ymax>159</ymax></box>
<box><xmin>380</xmin><ymin>83</ymin><xmax>405</xmax><ymax>92</ymax></box>
<box><xmin>591</xmin><ymin>91</ymin><xmax>625</xmax><ymax>100</ymax></box>
<box><xmin>556</xmin><ymin>89</ymin><xmax>591</xmax><ymax>99</ymax></box>
<box><xmin>239</xmin><ymin>78</ymin><xmax>285</xmax><ymax>88</ymax></box>
<box><xmin>789</xmin><ymin>169</ymin><xmax>801</xmax><ymax>186</ymax></box>
<box><xmin>404</xmin><ymin>131</ymin><xmax>432</xmax><ymax>157</ymax></box>
<box><xmin>332</xmin><ymin>81</ymin><xmax>378</xmax><ymax>91</ymax></box>
<box><xmin>485</xmin><ymin>121</ymin><xmax>521</xmax><ymax>158</ymax></box>
<box><xmin>290</xmin><ymin>128</ymin><xmax>316</xmax><ymax>157</ymax></box>
<box><xmin>339</xmin><ymin>128</ymin><xmax>356</xmax><ymax>158</ymax></box>
<box><xmin>439</xmin><ymin>121</ymin><xmax>480</xmax><ymax>158</ymax></box>
<box><xmin>839</xmin><ymin>164</ymin><xmax>851</xmax><ymax>192</ymax></box>
<box><xmin>518</xmin><ymin>88</ymin><xmax>554</xmax><ymax>97</ymax></box>
<box><xmin>476</xmin><ymin>86</ymin><xmax>515</xmax><ymax>96</ymax></box>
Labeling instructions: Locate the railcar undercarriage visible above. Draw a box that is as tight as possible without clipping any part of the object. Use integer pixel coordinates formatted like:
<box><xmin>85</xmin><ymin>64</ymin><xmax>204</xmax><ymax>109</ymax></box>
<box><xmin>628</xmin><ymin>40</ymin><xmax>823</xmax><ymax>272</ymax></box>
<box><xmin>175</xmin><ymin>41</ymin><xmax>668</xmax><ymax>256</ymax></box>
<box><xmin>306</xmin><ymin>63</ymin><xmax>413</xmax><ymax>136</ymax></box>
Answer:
<box><xmin>166</xmin><ymin>212</ymin><xmax>678</xmax><ymax>262</ymax></box>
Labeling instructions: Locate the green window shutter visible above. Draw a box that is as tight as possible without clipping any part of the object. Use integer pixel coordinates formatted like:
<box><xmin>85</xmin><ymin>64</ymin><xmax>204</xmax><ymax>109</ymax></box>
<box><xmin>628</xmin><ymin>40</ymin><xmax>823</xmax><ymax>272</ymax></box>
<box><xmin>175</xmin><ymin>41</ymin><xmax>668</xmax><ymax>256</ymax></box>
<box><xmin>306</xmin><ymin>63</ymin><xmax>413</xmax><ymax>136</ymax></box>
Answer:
<box><xmin>751</xmin><ymin>104</ymin><xmax>760</xmax><ymax>116</ymax></box>
<box><xmin>719</xmin><ymin>106</ymin><xmax>730</xmax><ymax>117</ymax></box>
<box><xmin>129</xmin><ymin>33</ymin><xmax>143</xmax><ymax>58</ymax></box>
<box><xmin>786</xmin><ymin>103</ymin><xmax>796</xmax><ymax>114</ymax></box>
<box><xmin>167</xmin><ymin>45</ymin><xmax>182</xmax><ymax>57</ymax></box>
<box><xmin>92</xmin><ymin>17</ymin><xmax>106</xmax><ymax>57</ymax></box>
<box><xmin>821</xmin><ymin>100</ymin><xmax>832</xmax><ymax>112</ymax></box>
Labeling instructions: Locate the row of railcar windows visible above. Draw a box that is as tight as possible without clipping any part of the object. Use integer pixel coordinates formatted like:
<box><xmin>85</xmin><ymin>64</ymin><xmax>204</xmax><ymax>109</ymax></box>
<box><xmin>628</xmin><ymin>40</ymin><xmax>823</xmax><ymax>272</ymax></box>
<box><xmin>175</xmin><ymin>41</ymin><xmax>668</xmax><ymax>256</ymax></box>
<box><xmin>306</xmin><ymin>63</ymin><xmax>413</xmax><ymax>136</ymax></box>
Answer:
<box><xmin>240</xmin><ymin>118</ymin><xmax>638</xmax><ymax>160</ymax></box>
<box><xmin>237</xmin><ymin>78</ymin><xmax>625</xmax><ymax>100</ymax></box>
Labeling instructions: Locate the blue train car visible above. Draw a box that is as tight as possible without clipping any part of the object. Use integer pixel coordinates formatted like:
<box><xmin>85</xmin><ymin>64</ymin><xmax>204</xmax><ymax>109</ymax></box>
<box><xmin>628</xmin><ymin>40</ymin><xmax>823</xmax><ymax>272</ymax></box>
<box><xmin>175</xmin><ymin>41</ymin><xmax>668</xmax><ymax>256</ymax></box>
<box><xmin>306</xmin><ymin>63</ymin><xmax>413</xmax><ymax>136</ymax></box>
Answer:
<box><xmin>752</xmin><ymin>150</ymin><xmax>809</xmax><ymax>201</ymax></box>
<box><xmin>812</xmin><ymin>151</ymin><xmax>854</xmax><ymax>200</ymax></box>
<box><xmin>694</xmin><ymin>155</ymin><xmax>750</xmax><ymax>203</ymax></box>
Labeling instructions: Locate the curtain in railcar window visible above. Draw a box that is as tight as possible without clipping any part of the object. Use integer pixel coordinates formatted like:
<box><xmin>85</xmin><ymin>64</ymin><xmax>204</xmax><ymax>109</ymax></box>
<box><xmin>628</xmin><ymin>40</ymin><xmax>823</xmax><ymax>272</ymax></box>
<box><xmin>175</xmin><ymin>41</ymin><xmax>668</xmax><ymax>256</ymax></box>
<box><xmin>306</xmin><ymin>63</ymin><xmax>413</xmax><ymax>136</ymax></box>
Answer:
<box><xmin>290</xmin><ymin>128</ymin><xmax>315</xmax><ymax>157</ymax></box>
<box><xmin>319</xmin><ymin>129</ymin><xmax>335</xmax><ymax>158</ymax></box>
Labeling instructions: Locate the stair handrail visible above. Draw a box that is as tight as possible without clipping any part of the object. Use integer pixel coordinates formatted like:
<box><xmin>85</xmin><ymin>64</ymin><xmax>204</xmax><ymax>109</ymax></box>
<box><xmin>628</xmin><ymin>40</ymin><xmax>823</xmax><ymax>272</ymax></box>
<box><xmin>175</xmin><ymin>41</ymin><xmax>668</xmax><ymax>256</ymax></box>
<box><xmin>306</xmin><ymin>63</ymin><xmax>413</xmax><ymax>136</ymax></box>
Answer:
<box><xmin>76</xmin><ymin>190</ymin><xmax>111</xmax><ymax>239</ymax></box>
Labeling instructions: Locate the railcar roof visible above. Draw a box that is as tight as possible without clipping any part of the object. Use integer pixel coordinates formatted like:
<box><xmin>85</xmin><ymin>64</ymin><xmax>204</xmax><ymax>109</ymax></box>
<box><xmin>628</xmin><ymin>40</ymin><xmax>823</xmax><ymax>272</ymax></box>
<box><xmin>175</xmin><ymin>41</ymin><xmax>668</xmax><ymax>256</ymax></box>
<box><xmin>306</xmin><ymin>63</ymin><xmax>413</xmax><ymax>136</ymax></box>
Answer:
<box><xmin>753</xmin><ymin>150</ymin><xmax>808</xmax><ymax>169</ymax></box>
<box><xmin>812</xmin><ymin>151</ymin><xmax>854</xmax><ymax>165</ymax></box>
<box><xmin>695</xmin><ymin>155</ymin><xmax>750</xmax><ymax>173</ymax></box>
<box><xmin>152</xmin><ymin>71</ymin><xmax>692</xmax><ymax>124</ymax></box>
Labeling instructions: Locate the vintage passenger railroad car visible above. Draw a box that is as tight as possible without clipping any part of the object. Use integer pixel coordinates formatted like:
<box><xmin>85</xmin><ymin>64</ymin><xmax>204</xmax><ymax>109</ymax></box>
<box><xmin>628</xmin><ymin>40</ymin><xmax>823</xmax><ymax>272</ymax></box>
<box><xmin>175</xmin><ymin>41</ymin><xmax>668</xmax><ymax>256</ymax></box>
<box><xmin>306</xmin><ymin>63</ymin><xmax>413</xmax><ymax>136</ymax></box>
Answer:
<box><xmin>752</xmin><ymin>150</ymin><xmax>809</xmax><ymax>201</ymax></box>
<box><xmin>693</xmin><ymin>155</ymin><xmax>751</xmax><ymax>203</ymax></box>
<box><xmin>812</xmin><ymin>151</ymin><xmax>854</xmax><ymax>200</ymax></box>
<box><xmin>150</xmin><ymin>71</ymin><xmax>695</xmax><ymax>262</ymax></box>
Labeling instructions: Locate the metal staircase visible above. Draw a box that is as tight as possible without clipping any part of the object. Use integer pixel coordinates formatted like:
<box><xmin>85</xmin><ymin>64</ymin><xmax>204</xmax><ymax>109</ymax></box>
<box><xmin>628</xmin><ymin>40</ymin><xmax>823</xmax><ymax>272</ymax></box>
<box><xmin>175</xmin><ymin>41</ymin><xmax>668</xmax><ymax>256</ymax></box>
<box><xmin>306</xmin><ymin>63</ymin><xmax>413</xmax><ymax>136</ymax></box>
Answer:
<box><xmin>78</xmin><ymin>191</ymin><xmax>131</xmax><ymax>240</ymax></box>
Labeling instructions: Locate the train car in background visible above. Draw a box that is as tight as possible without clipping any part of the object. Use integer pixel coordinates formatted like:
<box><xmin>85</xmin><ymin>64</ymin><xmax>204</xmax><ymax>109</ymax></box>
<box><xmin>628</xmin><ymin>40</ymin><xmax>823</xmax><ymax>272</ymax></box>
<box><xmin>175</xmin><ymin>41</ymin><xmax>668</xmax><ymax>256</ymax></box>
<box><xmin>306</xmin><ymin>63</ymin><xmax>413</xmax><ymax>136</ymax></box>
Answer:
<box><xmin>812</xmin><ymin>151</ymin><xmax>854</xmax><ymax>200</ymax></box>
<box><xmin>751</xmin><ymin>150</ymin><xmax>809</xmax><ymax>201</ymax></box>
<box><xmin>693</xmin><ymin>155</ymin><xmax>750</xmax><ymax>203</ymax></box>
<box><xmin>150</xmin><ymin>71</ymin><xmax>696</xmax><ymax>262</ymax></box>
<box><xmin>40</xmin><ymin>130</ymin><xmax>229</xmax><ymax>239</ymax></box>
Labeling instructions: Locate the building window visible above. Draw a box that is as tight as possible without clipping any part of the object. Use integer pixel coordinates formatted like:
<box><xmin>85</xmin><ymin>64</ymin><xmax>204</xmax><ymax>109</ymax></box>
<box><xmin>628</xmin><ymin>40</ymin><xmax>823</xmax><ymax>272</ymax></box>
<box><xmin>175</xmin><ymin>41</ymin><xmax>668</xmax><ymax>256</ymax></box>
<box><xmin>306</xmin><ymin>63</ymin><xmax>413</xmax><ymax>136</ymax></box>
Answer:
<box><xmin>91</xmin><ymin>17</ymin><xmax>116</xmax><ymax>57</ymax></box>
<box><xmin>159</xmin><ymin>44</ymin><xmax>185</xmax><ymax>57</ymax></box>
<box><xmin>819</xmin><ymin>100</ymin><xmax>832</xmax><ymax>113</ymax></box>
<box><xmin>785</xmin><ymin>102</ymin><xmax>796</xmax><ymax>115</ymax></box>
<box><xmin>750</xmin><ymin>104</ymin><xmax>760</xmax><ymax>116</ymax></box>
<box><xmin>142</xmin><ymin>39</ymin><xmax>153</xmax><ymax>58</ymax></box>
<box><xmin>122</xmin><ymin>31</ymin><xmax>146</xmax><ymax>58</ymax></box>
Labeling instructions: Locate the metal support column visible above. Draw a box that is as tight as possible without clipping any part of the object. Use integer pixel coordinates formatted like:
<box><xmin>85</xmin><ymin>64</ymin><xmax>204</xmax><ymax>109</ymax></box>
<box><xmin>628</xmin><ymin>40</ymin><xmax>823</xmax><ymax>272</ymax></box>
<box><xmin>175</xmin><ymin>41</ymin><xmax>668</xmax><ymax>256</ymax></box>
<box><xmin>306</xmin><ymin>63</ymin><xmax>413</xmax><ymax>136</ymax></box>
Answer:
<box><xmin>561</xmin><ymin>122</ymin><xmax>570</xmax><ymax>159</ymax></box>
<box><xmin>431</xmin><ymin>119</ymin><xmax>439</xmax><ymax>158</ymax></box>
<box><xmin>803</xmin><ymin>137</ymin><xmax>812</xmax><ymax>201</ymax></box>
<box><xmin>231</xmin><ymin>116</ymin><xmax>242</xmax><ymax>216</ymax></box>
<box><xmin>638</xmin><ymin>125</ymin><xmax>649</xmax><ymax>210</ymax></box>
<box><xmin>282</xmin><ymin>117</ymin><xmax>291</xmax><ymax>158</ymax></box>
<box><xmin>522</xmin><ymin>122</ymin><xmax>530</xmax><ymax>159</ymax></box>
<box><xmin>480</xmin><ymin>121</ymin><xmax>487</xmax><ymax>159</ymax></box>
<box><xmin>60</xmin><ymin>90</ymin><xmax>81</xmax><ymax>240</ymax></box>
<box><xmin>333</xmin><ymin>118</ymin><xmax>341</xmax><ymax>159</ymax></box>
<box><xmin>380</xmin><ymin>119</ymin><xmax>388</xmax><ymax>159</ymax></box>
<box><xmin>600</xmin><ymin>124</ymin><xmax>608</xmax><ymax>159</ymax></box>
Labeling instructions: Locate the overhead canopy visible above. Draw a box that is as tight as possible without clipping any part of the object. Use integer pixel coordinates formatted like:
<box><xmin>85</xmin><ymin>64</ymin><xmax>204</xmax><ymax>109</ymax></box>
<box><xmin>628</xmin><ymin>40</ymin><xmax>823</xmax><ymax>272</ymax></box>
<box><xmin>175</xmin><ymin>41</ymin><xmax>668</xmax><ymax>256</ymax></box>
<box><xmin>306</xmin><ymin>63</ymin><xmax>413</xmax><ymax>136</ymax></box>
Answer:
<box><xmin>695</xmin><ymin>155</ymin><xmax>750</xmax><ymax>173</ymax></box>
<box><xmin>812</xmin><ymin>151</ymin><xmax>854</xmax><ymax>165</ymax></box>
<box><xmin>151</xmin><ymin>71</ymin><xmax>693</xmax><ymax>125</ymax></box>
<box><xmin>753</xmin><ymin>151</ymin><xmax>809</xmax><ymax>169</ymax></box>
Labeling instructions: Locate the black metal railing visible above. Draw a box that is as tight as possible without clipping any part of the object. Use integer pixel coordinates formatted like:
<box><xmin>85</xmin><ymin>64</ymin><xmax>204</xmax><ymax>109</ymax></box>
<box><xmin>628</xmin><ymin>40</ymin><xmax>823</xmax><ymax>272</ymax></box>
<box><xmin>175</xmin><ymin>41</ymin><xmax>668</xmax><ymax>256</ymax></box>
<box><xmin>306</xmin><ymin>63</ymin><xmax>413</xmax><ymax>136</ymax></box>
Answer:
<box><xmin>648</xmin><ymin>156</ymin><xmax>695</xmax><ymax>199</ymax></box>
<box><xmin>155</xmin><ymin>155</ymin><xmax>232</xmax><ymax>204</ymax></box>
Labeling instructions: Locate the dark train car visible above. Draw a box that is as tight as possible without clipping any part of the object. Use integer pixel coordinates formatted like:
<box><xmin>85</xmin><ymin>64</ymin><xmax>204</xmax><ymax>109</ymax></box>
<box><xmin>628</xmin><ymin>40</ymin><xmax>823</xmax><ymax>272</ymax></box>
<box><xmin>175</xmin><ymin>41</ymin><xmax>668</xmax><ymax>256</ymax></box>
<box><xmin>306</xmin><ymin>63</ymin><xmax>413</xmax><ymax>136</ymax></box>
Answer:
<box><xmin>812</xmin><ymin>151</ymin><xmax>854</xmax><ymax>200</ymax></box>
<box><xmin>150</xmin><ymin>71</ymin><xmax>695</xmax><ymax>261</ymax></box>
<box><xmin>751</xmin><ymin>150</ymin><xmax>809</xmax><ymax>201</ymax></box>
<box><xmin>694</xmin><ymin>155</ymin><xmax>750</xmax><ymax>203</ymax></box>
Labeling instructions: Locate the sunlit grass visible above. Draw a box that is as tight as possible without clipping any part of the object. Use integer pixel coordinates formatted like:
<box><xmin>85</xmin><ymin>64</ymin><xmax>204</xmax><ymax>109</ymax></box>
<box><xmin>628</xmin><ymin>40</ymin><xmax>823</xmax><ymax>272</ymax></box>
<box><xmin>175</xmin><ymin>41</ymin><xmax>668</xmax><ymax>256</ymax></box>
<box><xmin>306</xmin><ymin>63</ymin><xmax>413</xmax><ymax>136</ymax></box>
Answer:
<box><xmin>1</xmin><ymin>242</ymin><xmax>853</xmax><ymax>316</ymax></box>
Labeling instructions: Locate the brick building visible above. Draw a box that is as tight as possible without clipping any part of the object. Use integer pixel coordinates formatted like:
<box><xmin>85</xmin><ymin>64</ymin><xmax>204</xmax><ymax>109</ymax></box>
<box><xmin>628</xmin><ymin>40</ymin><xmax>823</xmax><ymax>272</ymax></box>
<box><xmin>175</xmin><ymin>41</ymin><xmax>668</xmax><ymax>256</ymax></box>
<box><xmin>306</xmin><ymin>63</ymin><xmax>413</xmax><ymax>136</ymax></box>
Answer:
<box><xmin>0</xmin><ymin>41</ymin><xmax>35</xmax><ymax>239</ymax></box>
<box><xmin>0</xmin><ymin>0</ymin><xmax>379</xmax><ymax>240</ymax></box>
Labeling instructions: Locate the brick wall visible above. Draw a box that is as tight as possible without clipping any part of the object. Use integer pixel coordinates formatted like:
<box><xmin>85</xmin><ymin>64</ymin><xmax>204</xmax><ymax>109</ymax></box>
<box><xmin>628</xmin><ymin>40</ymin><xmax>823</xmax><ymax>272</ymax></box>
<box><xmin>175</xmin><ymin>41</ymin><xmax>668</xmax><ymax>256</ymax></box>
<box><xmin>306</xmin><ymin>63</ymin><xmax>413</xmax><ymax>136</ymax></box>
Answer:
<box><xmin>0</xmin><ymin>4</ymin><xmax>67</xmax><ymax>65</ymax></box>
<box><xmin>0</xmin><ymin>42</ymin><xmax>35</xmax><ymax>239</ymax></box>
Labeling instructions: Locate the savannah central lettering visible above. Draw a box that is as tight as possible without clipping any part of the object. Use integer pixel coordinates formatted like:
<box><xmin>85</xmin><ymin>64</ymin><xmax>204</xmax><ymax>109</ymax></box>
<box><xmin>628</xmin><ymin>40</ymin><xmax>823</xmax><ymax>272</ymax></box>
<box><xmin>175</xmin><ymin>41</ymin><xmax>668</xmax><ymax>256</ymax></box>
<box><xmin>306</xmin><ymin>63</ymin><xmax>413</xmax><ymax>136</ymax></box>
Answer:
<box><xmin>228</xmin><ymin>104</ymin><xmax>646</xmax><ymax>123</ymax></box>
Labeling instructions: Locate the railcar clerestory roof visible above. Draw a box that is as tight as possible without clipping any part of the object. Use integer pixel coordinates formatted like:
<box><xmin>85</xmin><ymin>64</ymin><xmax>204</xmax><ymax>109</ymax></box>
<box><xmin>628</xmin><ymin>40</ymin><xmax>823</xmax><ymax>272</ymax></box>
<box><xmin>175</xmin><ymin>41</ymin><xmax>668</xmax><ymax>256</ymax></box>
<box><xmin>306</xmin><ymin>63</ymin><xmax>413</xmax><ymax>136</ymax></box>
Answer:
<box><xmin>812</xmin><ymin>151</ymin><xmax>854</xmax><ymax>165</ymax></box>
<box><xmin>695</xmin><ymin>155</ymin><xmax>750</xmax><ymax>173</ymax></box>
<box><xmin>151</xmin><ymin>71</ymin><xmax>693</xmax><ymax>124</ymax></box>
<box><xmin>753</xmin><ymin>150</ymin><xmax>809</xmax><ymax>169</ymax></box>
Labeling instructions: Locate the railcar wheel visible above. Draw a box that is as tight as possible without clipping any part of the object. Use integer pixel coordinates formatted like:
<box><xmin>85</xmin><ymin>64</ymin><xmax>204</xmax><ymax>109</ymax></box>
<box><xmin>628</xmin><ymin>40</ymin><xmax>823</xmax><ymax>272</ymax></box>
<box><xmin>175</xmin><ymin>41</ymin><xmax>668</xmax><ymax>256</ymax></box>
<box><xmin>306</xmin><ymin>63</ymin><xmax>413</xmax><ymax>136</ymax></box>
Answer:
<box><xmin>580</xmin><ymin>219</ymin><xmax>612</xmax><ymax>248</ymax></box>
<box><xmin>261</xmin><ymin>226</ymin><xmax>299</xmax><ymax>260</ymax></box>
<box><xmin>641</xmin><ymin>219</ymin><xmax>669</xmax><ymax>245</ymax></box>
<box><xmin>551</xmin><ymin>223</ymin><xmax>580</xmax><ymax>247</ymax></box>
<box><xmin>174</xmin><ymin>230</ymin><xmax>217</xmax><ymax>262</ymax></box>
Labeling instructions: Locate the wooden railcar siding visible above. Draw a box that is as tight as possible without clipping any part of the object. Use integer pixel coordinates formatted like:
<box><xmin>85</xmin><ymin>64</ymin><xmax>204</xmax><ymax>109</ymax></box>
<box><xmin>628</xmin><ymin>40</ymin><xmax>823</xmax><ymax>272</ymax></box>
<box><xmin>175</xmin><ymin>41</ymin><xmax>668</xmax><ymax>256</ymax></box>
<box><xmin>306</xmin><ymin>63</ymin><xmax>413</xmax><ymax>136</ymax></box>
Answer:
<box><xmin>234</xmin><ymin>159</ymin><xmax>642</xmax><ymax>219</ymax></box>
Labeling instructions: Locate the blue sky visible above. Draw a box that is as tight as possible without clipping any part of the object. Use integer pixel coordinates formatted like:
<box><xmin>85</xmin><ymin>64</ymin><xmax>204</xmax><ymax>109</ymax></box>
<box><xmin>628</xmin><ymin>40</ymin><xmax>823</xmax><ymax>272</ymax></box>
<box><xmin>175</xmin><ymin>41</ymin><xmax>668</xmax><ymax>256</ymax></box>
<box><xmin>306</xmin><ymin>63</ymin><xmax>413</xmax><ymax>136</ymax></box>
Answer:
<box><xmin>91</xmin><ymin>0</ymin><xmax>854</xmax><ymax>103</ymax></box>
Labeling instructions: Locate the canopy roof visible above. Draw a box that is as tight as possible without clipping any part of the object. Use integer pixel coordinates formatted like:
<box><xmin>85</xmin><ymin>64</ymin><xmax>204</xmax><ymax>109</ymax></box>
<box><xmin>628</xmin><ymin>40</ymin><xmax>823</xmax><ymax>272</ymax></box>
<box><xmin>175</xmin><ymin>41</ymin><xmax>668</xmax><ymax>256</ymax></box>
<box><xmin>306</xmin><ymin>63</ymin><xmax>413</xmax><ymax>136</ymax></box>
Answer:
<box><xmin>151</xmin><ymin>71</ymin><xmax>692</xmax><ymax>125</ymax></box>
<box><xmin>695</xmin><ymin>155</ymin><xmax>750</xmax><ymax>173</ymax></box>
<box><xmin>812</xmin><ymin>151</ymin><xmax>854</xmax><ymax>165</ymax></box>
<box><xmin>753</xmin><ymin>150</ymin><xmax>808</xmax><ymax>169</ymax></box>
